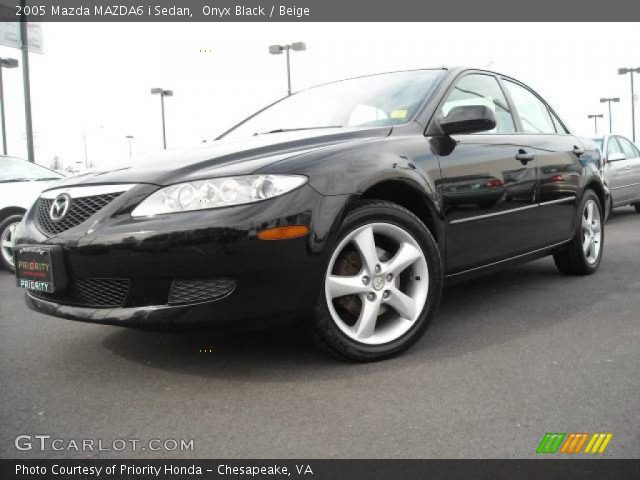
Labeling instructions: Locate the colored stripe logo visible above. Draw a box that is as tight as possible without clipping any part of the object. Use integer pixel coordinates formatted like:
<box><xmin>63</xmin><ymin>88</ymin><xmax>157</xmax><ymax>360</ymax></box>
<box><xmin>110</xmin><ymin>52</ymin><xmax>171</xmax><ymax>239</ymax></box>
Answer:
<box><xmin>584</xmin><ymin>433</ymin><xmax>613</xmax><ymax>454</ymax></box>
<box><xmin>537</xmin><ymin>433</ymin><xmax>613</xmax><ymax>454</ymax></box>
<box><xmin>537</xmin><ymin>433</ymin><xmax>565</xmax><ymax>453</ymax></box>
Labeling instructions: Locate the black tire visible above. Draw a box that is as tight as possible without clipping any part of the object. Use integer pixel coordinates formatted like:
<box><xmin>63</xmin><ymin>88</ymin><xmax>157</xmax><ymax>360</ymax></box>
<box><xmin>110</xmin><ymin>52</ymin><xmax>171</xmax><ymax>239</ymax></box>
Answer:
<box><xmin>311</xmin><ymin>200</ymin><xmax>443</xmax><ymax>362</ymax></box>
<box><xmin>553</xmin><ymin>190</ymin><xmax>604</xmax><ymax>275</ymax></box>
<box><xmin>0</xmin><ymin>213</ymin><xmax>23</xmax><ymax>273</ymax></box>
<box><xmin>634</xmin><ymin>204</ymin><xmax>640</xmax><ymax>214</ymax></box>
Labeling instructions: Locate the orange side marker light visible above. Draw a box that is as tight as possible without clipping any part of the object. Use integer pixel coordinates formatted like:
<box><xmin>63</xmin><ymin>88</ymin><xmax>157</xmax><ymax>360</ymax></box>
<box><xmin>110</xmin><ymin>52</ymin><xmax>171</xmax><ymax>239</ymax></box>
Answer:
<box><xmin>257</xmin><ymin>225</ymin><xmax>310</xmax><ymax>241</ymax></box>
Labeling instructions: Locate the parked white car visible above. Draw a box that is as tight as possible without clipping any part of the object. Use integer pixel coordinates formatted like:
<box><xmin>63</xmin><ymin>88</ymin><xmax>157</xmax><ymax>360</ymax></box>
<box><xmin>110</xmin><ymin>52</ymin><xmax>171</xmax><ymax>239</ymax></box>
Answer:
<box><xmin>0</xmin><ymin>156</ymin><xmax>64</xmax><ymax>271</ymax></box>
<box><xmin>592</xmin><ymin>134</ymin><xmax>640</xmax><ymax>213</ymax></box>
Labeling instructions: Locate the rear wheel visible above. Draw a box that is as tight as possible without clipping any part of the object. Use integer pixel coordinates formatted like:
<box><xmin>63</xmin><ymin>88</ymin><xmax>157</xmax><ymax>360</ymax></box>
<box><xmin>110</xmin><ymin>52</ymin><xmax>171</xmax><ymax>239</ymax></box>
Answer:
<box><xmin>311</xmin><ymin>200</ymin><xmax>442</xmax><ymax>361</ymax></box>
<box><xmin>634</xmin><ymin>203</ymin><xmax>640</xmax><ymax>214</ymax></box>
<box><xmin>553</xmin><ymin>190</ymin><xmax>603</xmax><ymax>275</ymax></box>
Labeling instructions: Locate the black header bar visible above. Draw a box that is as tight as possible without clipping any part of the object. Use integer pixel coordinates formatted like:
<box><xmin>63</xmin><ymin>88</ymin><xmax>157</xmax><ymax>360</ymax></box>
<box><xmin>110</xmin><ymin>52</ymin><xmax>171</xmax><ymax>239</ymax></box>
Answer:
<box><xmin>1</xmin><ymin>0</ymin><xmax>640</xmax><ymax>22</ymax></box>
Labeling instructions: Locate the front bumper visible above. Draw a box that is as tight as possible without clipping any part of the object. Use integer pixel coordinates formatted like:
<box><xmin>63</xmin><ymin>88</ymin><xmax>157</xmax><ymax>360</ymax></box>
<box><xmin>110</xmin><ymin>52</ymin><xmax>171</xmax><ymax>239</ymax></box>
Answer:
<box><xmin>15</xmin><ymin>184</ymin><xmax>350</xmax><ymax>328</ymax></box>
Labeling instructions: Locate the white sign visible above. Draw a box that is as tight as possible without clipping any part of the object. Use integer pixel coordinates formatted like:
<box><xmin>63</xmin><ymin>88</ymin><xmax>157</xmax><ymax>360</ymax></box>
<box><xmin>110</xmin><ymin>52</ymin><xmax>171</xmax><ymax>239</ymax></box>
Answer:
<box><xmin>0</xmin><ymin>22</ymin><xmax>44</xmax><ymax>54</ymax></box>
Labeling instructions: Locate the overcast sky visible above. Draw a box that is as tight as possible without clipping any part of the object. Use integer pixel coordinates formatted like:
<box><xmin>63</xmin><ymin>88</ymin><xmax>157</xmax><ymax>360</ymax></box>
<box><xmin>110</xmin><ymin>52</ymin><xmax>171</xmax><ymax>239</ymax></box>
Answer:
<box><xmin>1</xmin><ymin>22</ymin><xmax>639</xmax><ymax>169</ymax></box>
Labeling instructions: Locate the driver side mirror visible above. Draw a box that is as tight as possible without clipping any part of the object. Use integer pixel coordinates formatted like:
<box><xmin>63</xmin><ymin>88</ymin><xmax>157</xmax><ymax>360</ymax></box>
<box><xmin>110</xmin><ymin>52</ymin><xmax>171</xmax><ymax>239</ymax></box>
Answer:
<box><xmin>439</xmin><ymin>105</ymin><xmax>497</xmax><ymax>135</ymax></box>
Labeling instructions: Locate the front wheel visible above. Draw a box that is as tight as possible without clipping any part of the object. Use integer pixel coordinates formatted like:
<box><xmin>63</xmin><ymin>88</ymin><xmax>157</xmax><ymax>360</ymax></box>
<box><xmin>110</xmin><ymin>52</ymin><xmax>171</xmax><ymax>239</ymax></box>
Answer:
<box><xmin>553</xmin><ymin>190</ymin><xmax>604</xmax><ymax>275</ymax></box>
<box><xmin>0</xmin><ymin>214</ymin><xmax>23</xmax><ymax>272</ymax></box>
<box><xmin>311</xmin><ymin>200</ymin><xmax>443</xmax><ymax>361</ymax></box>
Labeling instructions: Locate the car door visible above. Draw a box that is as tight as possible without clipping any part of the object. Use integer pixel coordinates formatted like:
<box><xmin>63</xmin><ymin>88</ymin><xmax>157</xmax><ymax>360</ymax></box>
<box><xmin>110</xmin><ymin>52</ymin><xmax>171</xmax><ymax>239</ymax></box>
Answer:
<box><xmin>615</xmin><ymin>136</ymin><xmax>640</xmax><ymax>204</ymax></box>
<box><xmin>433</xmin><ymin>73</ymin><xmax>540</xmax><ymax>272</ymax></box>
<box><xmin>501</xmin><ymin>78</ymin><xmax>583</xmax><ymax>245</ymax></box>
<box><xmin>604</xmin><ymin>136</ymin><xmax>633</xmax><ymax>205</ymax></box>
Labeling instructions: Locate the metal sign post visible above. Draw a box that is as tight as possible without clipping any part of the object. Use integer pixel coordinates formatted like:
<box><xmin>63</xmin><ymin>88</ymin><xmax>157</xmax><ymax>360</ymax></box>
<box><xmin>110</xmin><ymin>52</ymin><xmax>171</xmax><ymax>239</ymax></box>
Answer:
<box><xmin>1</xmin><ymin>1</ymin><xmax>43</xmax><ymax>162</ymax></box>
<box><xmin>19</xmin><ymin>2</ymin><xmax>35</xmax><ymax>162</ymax></box>
<box><xmin>0</xmin><ymin>59</ymin><xmax>6</xmax><ymax>155</ymax></box>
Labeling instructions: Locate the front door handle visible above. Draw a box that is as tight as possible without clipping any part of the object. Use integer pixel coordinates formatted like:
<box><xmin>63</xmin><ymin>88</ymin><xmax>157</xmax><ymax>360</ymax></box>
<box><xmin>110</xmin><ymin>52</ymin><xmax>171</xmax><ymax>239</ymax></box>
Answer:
<box><xmin>516</xmin><ymin>150</ymin><xmax>535</xmax><ymax>164</ymax></box>
<box><xmin>573</xmin><ymin>146</ymin><xmax>584</xmax><ymax>157</ymax></box>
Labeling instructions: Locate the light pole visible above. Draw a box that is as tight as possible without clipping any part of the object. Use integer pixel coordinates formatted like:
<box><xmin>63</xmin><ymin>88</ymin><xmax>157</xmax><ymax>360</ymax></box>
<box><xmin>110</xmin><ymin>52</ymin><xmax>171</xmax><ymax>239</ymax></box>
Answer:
<box><xmin>125</xmin><ymin>135</ymin><xmax>134</xmax><ymax>158</ymax></box>
<box><xmin>268</xmin><ymin>42</ymin><xmax>306</xmax><ymax>96</ymax></box>
<box><xmin>599</xmin><ymin>97</ymin><xmax>620</xmax><ymax>134</ymax></box>
<box><xmin>150</xmin><ymin>88</ymin><xmax>173</xmax><ymax>149</ymax></box>
<box><xmin>588</xmin><ymin>114</ymin><xmax>604</xmax><ymax>135</ymax></box>
<box><xmin>82</xmin><ymin>134</ymin><xmax>88</xmax><ymax>168</ymax></box>
<box><xmin>0</xmin><ymin>58</ymin><xmax>19</xmax><ymax>155</ymax></box>
<box><xmin>19</xmin><ymin>5</ymin><xmax>35</xmax><ymax>163</ymax></box>
<box><xmin>618</xmin><ymin>67</ymin><xmax>640</xmax><ymax>142</ymax></box>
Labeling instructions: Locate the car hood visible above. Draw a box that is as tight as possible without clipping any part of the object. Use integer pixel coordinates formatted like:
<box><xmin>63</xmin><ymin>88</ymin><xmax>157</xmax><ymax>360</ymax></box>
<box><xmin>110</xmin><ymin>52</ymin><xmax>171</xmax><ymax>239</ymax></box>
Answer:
<box><xmin>50</xmin><ymin>127</ymin><xmax>391</xmax><ymax>188</ymax></box>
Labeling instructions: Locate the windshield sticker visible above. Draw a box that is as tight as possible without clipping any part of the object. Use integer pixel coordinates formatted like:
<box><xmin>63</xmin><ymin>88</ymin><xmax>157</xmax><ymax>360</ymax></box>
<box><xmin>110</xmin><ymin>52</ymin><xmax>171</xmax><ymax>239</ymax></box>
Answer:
<box><xmin>390</xmin><ymin>109</ymin><xmax>408</xmax><ymax>119</ymax></box>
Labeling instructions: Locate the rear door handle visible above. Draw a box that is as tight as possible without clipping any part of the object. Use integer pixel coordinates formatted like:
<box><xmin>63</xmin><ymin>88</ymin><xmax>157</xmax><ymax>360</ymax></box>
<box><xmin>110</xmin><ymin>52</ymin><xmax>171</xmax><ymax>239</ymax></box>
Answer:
<box><xmin>573</xmin><ymin>146</ymin><xmax>584</xmax><ymax>157</ymax></box>
<box><xmin>516</xmin><ymin>150</ymin><xmax>535</xmax><ymax>164</ymax></box>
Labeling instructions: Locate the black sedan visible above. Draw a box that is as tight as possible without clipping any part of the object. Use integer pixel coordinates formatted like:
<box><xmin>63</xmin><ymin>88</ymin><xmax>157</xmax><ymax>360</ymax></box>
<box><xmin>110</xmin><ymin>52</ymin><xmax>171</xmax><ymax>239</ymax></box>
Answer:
<box><xmin>13</xmin><ymin>68</ymin><xmax>609</xmax><ymax>361</ymax></box>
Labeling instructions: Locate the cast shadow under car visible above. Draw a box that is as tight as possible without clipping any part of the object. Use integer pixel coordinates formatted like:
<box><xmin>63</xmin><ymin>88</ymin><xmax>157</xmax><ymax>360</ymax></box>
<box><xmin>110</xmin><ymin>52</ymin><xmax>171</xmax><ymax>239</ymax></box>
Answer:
<box><xmin>100</xmin><ymin>255</ymin><xmax>604</xmax><ymax>382</ymax></box>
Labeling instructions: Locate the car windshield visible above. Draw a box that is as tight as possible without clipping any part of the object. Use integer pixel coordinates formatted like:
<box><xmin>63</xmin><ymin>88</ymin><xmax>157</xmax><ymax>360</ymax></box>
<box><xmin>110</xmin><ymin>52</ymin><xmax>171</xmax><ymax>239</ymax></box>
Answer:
<box><xmin>591</xmin><ymin>138</ymin><xmax>603</xmax><ymax>149</ymax></box>
<box><xmin>221</xmin><ymin>70</ymin><xmax>445</xmax><ymax>140</ymax></box>
<box><xmin>0</xmin><ymin>156</ymin><xmax>63</xmax><ymax>182</ymax></box>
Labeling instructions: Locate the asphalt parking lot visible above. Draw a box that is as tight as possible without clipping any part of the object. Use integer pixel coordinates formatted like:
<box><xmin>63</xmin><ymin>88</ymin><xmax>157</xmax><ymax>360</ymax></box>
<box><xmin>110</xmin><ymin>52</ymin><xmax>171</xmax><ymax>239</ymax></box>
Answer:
<box><xmin>1</xmin><ymin>207</ymin><xmax>638</xmax><ymax>459</ymax></box>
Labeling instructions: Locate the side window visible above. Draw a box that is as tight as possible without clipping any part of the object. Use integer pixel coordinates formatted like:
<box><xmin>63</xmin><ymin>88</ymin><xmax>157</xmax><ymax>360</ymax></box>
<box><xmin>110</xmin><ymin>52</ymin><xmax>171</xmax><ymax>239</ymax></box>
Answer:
<box><xmin>503</xmin><ymin>80</ymin><xmax>556</xmax><ymax>134</ymax></box>
<box><xmin>441</xmin><ymin>74</ymin><xmax>515</xmax><ymax>134</ymax></box>
<box><xmin>617</xmin><ymin>137</ymin><xmax>638</xmax><ymax>159</ymax></box>
<box><xmin>607</xmin><ymin>137</ymin><xmax>624</xmax><ymax>159</ymax></box>
<box><xmin>550</xmin><ymin>111</ymin><xmax>567</xmax><ymax>134</ymax></box>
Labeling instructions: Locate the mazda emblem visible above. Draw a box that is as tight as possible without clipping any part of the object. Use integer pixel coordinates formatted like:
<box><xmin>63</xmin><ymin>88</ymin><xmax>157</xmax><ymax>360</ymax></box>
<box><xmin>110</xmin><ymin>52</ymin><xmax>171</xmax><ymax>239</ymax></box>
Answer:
<box><xmin>49</xmin><ymin>194</ymin><xmax>72</xmax><ymax>222</ymax></box>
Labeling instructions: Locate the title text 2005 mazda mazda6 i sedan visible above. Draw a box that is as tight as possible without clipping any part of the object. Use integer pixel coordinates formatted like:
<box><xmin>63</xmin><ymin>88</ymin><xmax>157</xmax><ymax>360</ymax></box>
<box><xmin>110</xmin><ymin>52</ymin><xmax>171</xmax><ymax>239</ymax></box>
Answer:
<box><xmin>12</xmin><ymin>68</ymin><xmax>609</xmax><ymax>361</ymax></box>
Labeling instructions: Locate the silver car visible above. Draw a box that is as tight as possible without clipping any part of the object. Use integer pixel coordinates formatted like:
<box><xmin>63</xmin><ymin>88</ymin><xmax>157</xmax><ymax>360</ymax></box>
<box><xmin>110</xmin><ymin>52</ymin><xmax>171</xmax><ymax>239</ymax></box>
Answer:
<box><xmin>0</xmin><ymin>156</ymin><xmax>64</xmax><ymax>271</ymax></box>
<box><xmin>592</xmin><ymin>134</ymin><xmax>640</xmax><ymax>213</ymax></box>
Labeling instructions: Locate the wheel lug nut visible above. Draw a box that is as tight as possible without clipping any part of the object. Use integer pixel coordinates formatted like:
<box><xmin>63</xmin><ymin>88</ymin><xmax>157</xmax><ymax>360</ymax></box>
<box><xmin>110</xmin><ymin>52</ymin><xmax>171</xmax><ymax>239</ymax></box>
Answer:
<box><xmin>386</xmin><ymin>273</ymin><xmax>393</xmax><ymax>282</ymax></box>
<box><xmin>367</xmin><ymin>292</ymin><xmax>376</xmax><ymax>301</ymax></box>
<box><xmin>375</xmin><ymin>264</ymin><xmax>381</xmax><ymax>273</ymax></box>
<box><xmin>362</xmin><ymin>276</ymin><xmax>370</xmax><ymax>285</ymax></box>
<box><xmin>383</xmin><ymin>291</ymin><xmax>390</xmax><ymax>299</ymax></box>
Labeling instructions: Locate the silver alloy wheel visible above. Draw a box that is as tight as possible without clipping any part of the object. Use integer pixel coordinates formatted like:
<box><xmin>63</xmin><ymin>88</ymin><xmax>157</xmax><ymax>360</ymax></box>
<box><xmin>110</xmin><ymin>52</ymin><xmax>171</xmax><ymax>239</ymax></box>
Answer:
<box><xmin>1</xmin><ymin>221</ymin><xmax>19</xmax><ymax>269</ymax></box>
<box><xmin>582</xmin><ymin>199</ymin><xmax>602</xmax><ymax>265</ymax></box>
<box><xmin>324</xmin><ymin>222</ymin><xmax>429</xmax><ymax>345</ymax></box>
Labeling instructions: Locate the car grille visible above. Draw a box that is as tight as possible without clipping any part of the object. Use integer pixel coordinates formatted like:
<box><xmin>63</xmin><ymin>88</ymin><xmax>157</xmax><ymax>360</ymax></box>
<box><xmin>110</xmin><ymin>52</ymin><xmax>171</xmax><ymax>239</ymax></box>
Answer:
<box><xmin>168</xmin><ymin>278</ymin><xmax>236</xmax><ymax>305</ymax></box>
<box><xmin>30</xmin><ymin>278</ymin><xmax>131</xmax><ymax>308</ymax></box>
<box><xmin>35</xmin><ymin>192</ymin><xmax>123</xmax><ymax>236</ymax></box>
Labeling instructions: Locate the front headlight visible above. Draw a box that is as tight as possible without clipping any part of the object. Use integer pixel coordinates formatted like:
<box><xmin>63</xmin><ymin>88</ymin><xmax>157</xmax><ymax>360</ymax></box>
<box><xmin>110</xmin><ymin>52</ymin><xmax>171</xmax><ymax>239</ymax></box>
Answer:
<box><xmin>131</xmin><ymin>175</ymin><xmax>307</xmax><ymax>217</ymax></box>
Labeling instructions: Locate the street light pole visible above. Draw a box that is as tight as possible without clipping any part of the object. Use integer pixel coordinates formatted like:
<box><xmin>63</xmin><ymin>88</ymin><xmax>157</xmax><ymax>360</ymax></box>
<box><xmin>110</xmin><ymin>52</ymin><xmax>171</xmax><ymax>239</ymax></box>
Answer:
<box><xmin>0</xmin><ymin>64</ymin><xmax>4</xmax><ymax>155</ymax></box>
<box><xmin>618</xmin><ymin>67</ymin><xmax>640</xmax><ymax>142</ymax></box>
<box><xmin>285</xmin><ymin>47</ymin><xmax>291</xmax><ymax>96</ymax></box>
<box><xmin>82</xmin><ymin>134</ymin><xmax>88</xmax><ymax>168</ymax></box>
<box><xmin>19</xmin><ymin>3</ymin><xmax>35</xmax><ymax>163</ymax></box>
<box><xmin>150</xmin><ymin>88</ymin><xmax>173</xmax><ymax>149</ymax></box>
<box><xmin>0</xmin><ymin>58</ymin><xmax>19</xmax><ymax>156</ymax></box>
<box><xmin>588</xmin><ymin>114</ymin><xmax>603</xmax><ymax>135</ymax></box>
<box><xmin>268</xmin><ymin>42</ymin><xmax>306</xmax><ymax>96</ymax></box>
<box><xmin>600</xmin><ymin>97</ymin><xmax>620</xmax><ymax>134</ymax></box>
<box><xmin>125</xmin><ymin>135</ymin><xmax>134</xmax><ymax>158</ymax></box>
<box><xmin>160</xmin><ymin>95</ymin><xmax>166</xmax><ymax>148</ymax></box>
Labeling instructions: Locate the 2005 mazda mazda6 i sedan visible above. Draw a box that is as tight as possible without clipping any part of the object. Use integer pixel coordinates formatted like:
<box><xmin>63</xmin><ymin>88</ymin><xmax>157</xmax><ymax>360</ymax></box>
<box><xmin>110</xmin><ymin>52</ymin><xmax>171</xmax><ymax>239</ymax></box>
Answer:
<box><xmin>13</xmin><ymin>68</ymin><xmax>609</xmax><ymax>361</ymax></box>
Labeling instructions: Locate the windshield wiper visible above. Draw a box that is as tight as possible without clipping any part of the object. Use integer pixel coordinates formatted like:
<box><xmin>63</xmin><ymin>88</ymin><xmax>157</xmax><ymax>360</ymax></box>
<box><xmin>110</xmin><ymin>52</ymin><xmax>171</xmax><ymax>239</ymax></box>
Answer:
<box><xmin>253</xmin><ymin>125</ymin><xmax>343</xmax><ymax>136</ymax></box>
